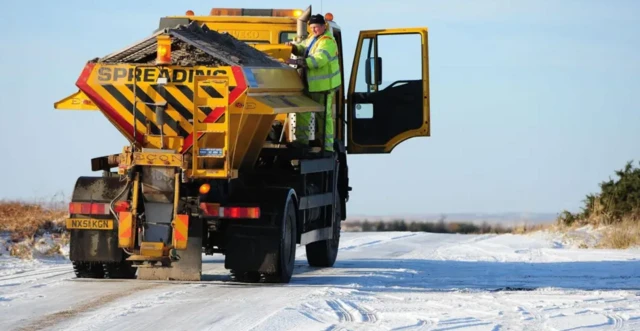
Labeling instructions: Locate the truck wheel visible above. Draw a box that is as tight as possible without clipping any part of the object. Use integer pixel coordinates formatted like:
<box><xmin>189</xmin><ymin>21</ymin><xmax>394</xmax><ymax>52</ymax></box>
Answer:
<box><xmin>264</xmin><ymin>196</ymin><xmax>297</xmax><ymax>283</ymax></box>
<box><xmin>305</xmin><ymin>193</ymin><xmax>341</xmax><ymax>267</ymax></box>
<box><xmin>72</xmin><ymin>261</ymin><xmax>104</xmax><ymax>278</ymax></box>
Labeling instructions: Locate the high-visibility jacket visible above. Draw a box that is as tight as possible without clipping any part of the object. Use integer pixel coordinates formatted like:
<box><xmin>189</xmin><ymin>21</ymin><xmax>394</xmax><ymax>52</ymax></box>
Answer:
<box><xmin>293</xmin><ymin>30</ymin><xmax>342</xmax><ymax>92</ymax></box>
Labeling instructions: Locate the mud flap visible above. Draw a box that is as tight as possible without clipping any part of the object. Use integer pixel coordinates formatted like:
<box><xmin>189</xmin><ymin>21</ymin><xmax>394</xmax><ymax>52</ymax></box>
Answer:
<box><xmin>137</xmin><ymin>216</ymin><xmax>203</xmax><ymax>281</ymax></box>
<box><xmin>224</xmin><ymin>225</ymin><xmax>280</xmax><ymax>274</ymax></box>
<box><xmin>69</xmin><ymin>230</ymin><xmax>123</xmax><ymax>262</ymax></box>
<box><xmin>69</xmin><ymin>176</ymin><xmax>130</xmax><ymax>263</ymax></box>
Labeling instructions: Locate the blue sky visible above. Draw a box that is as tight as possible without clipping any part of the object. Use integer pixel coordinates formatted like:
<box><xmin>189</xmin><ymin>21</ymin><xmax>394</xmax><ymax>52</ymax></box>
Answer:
<box><xmin>0</xmin><ymin>0</ymin><xmax>638</xmax><ymax>217</ymax></box>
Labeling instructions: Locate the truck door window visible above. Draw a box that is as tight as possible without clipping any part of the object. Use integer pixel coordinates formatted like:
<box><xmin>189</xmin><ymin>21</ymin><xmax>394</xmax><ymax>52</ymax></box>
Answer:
<box><xmin>355</xmin><ymin>37</ymin><xmax>375</xmax><ymax>93</ymax></box>
<box><xmin>279</xmin><ymin>31</ymin><xmax>297</xmax><ymax>43</ymax></box>
<box><xmin>377</xmin><ymin>33</ymin><xmax>421</xmax><ymax>90</ymax></box>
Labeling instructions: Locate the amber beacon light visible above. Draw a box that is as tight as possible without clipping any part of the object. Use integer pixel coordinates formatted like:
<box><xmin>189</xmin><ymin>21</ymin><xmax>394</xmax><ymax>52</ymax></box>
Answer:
<box><xmin>199</xmin><ymin>183</ymin><xmax>211</xmax><ymax>195</ymax></box>
<box><xmin>156</xmin><ymin>35</ymin><xmax>172</xmax><ymax>65</ymax></box>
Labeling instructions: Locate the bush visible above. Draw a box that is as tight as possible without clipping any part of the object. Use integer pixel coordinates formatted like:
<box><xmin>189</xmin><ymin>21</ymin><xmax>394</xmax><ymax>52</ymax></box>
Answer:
<box><xmin>558</xmin><ymin>160</ymin><xmax>640</xmax><ymax>226</ymax></box>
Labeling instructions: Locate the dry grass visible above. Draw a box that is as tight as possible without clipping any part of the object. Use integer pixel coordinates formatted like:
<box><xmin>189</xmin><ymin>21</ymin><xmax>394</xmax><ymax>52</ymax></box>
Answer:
<box><xmin>0</xmin><ymin>195</ymin><xmax>67</xmax><ymax>242</ymax></box>
<box><xmin>510</xmin><ymin>223</ymin><xmax>553</xmax><ymax>234</ymax></box>
<box><xmin>596</xmin><ymin>215</ymin><xmax>640</xmax><ymax>249</ymax></box>
<box><xmin>0</xmin><ymin>196</ymin><xmax>70</xmax><ymax>259</ymax></box>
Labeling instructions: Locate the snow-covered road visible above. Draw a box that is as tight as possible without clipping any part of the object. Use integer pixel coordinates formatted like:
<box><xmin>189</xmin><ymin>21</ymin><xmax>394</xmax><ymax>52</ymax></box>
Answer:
<box><xmin>1</xmin><ymin>231</ymin><xmax>639</xmax><ymax>330</ymax></box>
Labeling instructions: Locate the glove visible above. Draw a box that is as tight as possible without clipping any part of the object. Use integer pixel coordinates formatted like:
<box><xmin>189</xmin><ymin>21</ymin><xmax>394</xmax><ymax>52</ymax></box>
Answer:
<box><xmin>286</xmin><ymin>58</ymin><xmax>307</xmax><ymax>67</ymax></box>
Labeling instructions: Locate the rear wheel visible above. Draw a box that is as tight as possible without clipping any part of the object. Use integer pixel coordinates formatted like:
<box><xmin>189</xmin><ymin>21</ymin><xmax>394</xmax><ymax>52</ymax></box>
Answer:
<box><xmin>264</xmin><ymin>197</ymin><xmax>297</xmax><ymax>283</ymax></box>
<box><xmin>305</xmin><ymin>192</ymin><xmax>341</xmax><ymax>267</ymax></box>
<box><xmin>72</xmin><ymin>261</ymin><xmax>104</xmax><ymax>278</ymax></box>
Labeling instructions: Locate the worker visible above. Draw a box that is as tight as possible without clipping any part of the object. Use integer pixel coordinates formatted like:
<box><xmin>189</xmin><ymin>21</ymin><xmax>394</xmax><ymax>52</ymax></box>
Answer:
<box><xmin>285</xmin><ymin>14</ymin><xmax>341</xmax><ymax>152</ymax></box>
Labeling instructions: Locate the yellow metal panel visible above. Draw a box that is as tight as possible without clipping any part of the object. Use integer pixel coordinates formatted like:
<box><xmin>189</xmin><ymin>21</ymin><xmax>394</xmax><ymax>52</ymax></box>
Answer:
<box><xmin>195</xmin><ymin>20</ymin><xmax>297</xmax><ymax>43</ymax></box>
<box><xmin>66</xmin><ymin>218</ymin><xmax>113</xmax><ymax>230</ymax></box>
<box><xmin>243</xmin><ymin>67</ymin><xmax>304</xmax><ymax>93</ymax></box>
<box><xmin>131</xmin><ymin>151</ymin><xmax>183</xmax><ymax>167</ymax></box>
<box><xmin>172</xmin><ymin>214</ymin><xmax>189</xmax><ymax>250</ymax></box>
<box><xmin>144</xmin><ymin>136</ymin><xmax>185</xmax><ymax>151</ymax></box>
<box><xmin>140</xmin><ymin>242</ymin><xmax>165</xmax><ymax>257</ymax></box>
<box><xmin>54</xmin><ymin>90</ymin><xmax>98</xmax><ymax>111</ymax></box>
<box><xmin>228</xmin><ymin>113</ymin><xmax>279</xmax><ymax>170</ymax></box>
<box><xmin>248</xmin><ymin>95</ymin><xmax>323</xmax><ymax>114</ymax></box>
<box><xmin>252</xmin><ymin>44</ymin><xmax>293</xmax><ymax>62</ymax></box>
<box><xmin>190</xmin><ymin>169</ymin><xmax>237</xmax><ymax>178</ymax></box>
<box><xmin>117</xmin><ymin>211</ymin><xmax>134</xmax><ymax>249</ymax></box>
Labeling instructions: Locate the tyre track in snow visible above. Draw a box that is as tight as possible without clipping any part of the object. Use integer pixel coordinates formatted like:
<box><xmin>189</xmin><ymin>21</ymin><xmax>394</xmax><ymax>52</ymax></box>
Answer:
<box><xmin>342</xmin><ymin>299</ymin><xmax>379</xmax><ymax>323</ymax></box>
<box><xmin>2</xmin><ymin>232</ymin><xmax>640</xmax><ymax>330</ymax></box>
<box><xmin>0</xmin><ymin>266</ymin><xmax>72</xmax><ymax>282</ymax></box>
<box><xmin>326</xmin><ymin>299</ymin><xmax>355</xmax><ymax>322</ymax></box>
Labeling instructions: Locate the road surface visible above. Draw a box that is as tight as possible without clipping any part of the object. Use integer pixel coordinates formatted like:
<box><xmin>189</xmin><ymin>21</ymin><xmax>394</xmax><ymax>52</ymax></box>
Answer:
<box><xmin>1</xmin><ymin>231</ymin><xmax>639</xmax><ymax>330</ymax></box>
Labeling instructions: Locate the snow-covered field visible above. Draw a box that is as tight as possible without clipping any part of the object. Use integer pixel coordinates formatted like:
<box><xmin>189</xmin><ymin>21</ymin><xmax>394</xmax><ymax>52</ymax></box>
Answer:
<box><xmin>1</xmin><ymin>230</ymin><xmax>639</xmax><ymax>330</ymax></box>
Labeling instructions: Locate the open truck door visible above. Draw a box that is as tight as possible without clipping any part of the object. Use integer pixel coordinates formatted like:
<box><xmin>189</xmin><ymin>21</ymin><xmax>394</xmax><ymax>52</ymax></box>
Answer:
<box><xmin>346</xmin><ymin>28</ymin><xmax>430</xmax><ymax>154</ymax></box>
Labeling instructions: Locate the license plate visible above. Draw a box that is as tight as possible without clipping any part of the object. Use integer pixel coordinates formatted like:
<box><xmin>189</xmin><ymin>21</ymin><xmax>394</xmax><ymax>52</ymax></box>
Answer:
<box><xmin>66</xmin><ymin>218</ymin><xmax>114</xmax><ymax>230</ymax></box>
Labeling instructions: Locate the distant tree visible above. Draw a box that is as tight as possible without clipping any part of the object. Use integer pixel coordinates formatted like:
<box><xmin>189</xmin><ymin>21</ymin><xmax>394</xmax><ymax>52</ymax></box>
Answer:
<box><xmin>392</xmin><ymin>219</ymin><xmax>408</xmax><ymax>231</ymax></box>
<box><xmin>408</xmin><ymin>221</ymin><xmax>421</xmax><ymax>232</ymax></box>
<box><xmin>434</xmin><ymin>218</ymin><xmax>447</xmax><ymax>233</ymax></box>
<box><xmin>479</xmin><ymin>221</ymin><xmax>492</xmax><ymax>234</ymax></box>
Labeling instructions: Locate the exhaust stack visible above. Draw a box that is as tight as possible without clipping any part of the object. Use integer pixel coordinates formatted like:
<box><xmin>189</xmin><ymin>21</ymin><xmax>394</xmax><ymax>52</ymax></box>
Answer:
<box><xmin>296</xmin><ymin>5</ymin><xmax>312</xmax><ymax>42</ymax></box>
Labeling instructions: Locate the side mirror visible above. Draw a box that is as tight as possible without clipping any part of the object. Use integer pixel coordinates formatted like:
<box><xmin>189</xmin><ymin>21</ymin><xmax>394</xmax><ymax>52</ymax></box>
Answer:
<box><xmin>365</xmin><ymin>57</ymin><xmax>382</xmax><ymax>86</ymax></box>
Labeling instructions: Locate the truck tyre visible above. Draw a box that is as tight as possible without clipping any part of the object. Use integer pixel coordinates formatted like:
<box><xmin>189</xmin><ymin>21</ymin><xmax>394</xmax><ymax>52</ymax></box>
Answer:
<box><xmin>305</xmin><ymin>192</ymin><xmax>341</xmax><ymax>267</ymax></box>
<box><xmin>264</xmin><ymin>196</ymin><xmax>297</xmax><ymax>283</ymax></box>
<box><xmin>72</xmin><ymin>261</ymin><xmax>104</xmax><ymax>278</ymax></box>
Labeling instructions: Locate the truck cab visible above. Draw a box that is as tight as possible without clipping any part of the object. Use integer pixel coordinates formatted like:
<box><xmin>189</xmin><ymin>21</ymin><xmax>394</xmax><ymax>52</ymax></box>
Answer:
<box><xmin>158</xmin><ymin>5</ymin><xmax>430</xmax><ymax>154</ymax></box>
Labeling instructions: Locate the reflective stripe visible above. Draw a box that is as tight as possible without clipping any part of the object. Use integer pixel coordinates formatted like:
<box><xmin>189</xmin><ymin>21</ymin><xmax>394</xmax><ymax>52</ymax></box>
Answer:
<box><xmin>309</xmin><ymin>56</ymin><xmax>319</xmax><ymax>68</ymax></box>
<box><xmin>319</xmin><ymin>49</ymin><xmax>338</xmax><ymax>61</ymax></box>
<box><xmin>308</xmin><ymin>69</ymin><xmax>341</xmax><ymax>81</ymax></box>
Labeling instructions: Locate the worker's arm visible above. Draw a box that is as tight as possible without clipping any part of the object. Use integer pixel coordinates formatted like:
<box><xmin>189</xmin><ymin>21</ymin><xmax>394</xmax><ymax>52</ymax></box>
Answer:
<box><xmin>292</xmin><ymin>43</ymin><xmax>306</xmax><ymax>56</ymax></box>
<box><xmin>305</xmin><ymin>39</ymin><xmax>336</xmax><ymax>69</ymax></box>
<box><xmin>286</xmin><ymin>41</ymin><xmax>307</xmax><ymax>56</ymax></box>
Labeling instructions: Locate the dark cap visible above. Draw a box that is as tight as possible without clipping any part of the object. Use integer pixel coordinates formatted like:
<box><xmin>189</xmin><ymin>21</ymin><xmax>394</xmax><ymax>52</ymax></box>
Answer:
<box><xmin>309</xmin><ymin>14</ymin><xmax>326</xmax><ymax>25</ymax></box>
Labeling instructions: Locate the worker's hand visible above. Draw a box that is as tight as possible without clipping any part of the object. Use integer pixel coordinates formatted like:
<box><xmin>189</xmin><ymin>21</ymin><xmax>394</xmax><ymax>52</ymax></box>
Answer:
<box><xmin>286</xmin><ymin>58</ymin><xmax>306</xmax><ymax>67</ymax></box>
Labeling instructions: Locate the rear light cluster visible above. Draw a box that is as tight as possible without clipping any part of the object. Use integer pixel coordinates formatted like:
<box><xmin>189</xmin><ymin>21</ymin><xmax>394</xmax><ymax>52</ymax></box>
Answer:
<box><xmin>200</xmin><ymin>203</ymin><xmax>260</xmax><ymax>219</ymax></box>
<box><xmin>69</xmin><ymin>201</ymin><xmax>130</xmax><ymax>215</ymax></box>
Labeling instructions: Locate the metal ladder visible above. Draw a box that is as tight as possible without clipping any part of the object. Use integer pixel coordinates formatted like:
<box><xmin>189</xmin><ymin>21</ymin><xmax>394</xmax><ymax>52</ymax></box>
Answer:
<box><xmin>191</xmin><ymin>76</ymin><xmax>231</xmax><ymax>178</ymax></box>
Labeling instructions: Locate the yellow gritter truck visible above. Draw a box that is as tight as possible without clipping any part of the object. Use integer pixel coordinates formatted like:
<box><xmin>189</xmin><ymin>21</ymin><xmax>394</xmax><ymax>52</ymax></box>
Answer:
<box><xmin>54</xmin><ymin>5</ymin><xmax>430</xmax><ymax>283</ymax></box>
